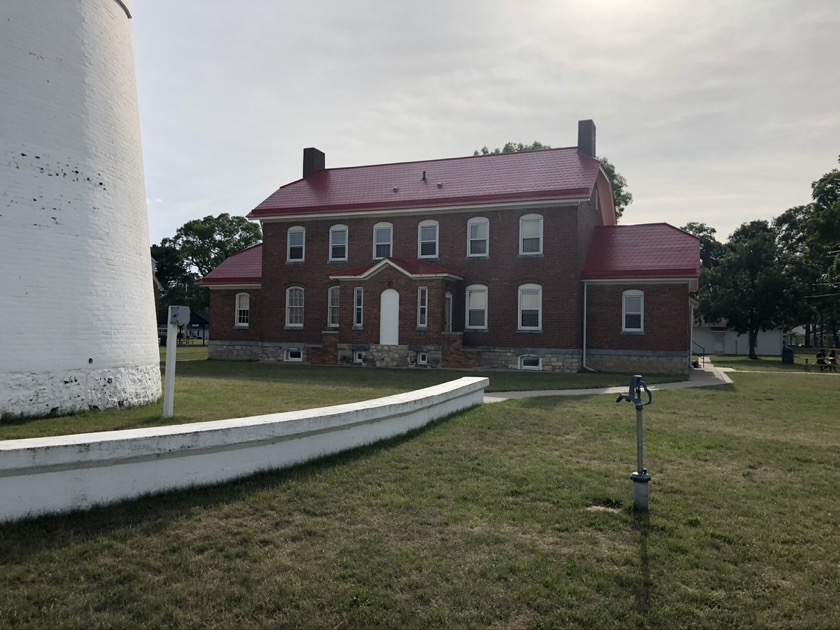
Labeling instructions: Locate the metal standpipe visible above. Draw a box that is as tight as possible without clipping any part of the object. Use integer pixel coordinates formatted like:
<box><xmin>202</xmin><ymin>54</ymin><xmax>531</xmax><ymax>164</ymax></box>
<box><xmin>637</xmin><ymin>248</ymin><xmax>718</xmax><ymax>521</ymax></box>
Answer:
<box><xmin>616</xmin><ymin>374</ymin><xmax>653</xmax><ymax>511</ymax></box>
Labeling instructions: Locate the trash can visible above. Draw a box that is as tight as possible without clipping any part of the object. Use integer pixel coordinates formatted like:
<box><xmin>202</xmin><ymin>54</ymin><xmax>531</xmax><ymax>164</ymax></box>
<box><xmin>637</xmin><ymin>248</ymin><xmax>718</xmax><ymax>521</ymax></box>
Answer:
<box><xmin>781</xmin><ymin>345</ymin><xmax>794</xmax><ymax>364</ymax></box>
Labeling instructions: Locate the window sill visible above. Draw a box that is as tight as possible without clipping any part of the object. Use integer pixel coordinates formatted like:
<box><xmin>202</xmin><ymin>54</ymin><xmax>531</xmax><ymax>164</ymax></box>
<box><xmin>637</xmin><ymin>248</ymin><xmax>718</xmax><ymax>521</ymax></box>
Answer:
<box><xmin>233</xmin><ymin>325</ymin><xmax>250</xmax><ymax>330</ymax></box>
<box><xmin>518</xmin><ymin>253</ymin><xmax>544</xmax><ymax>258</ymax></box>
<box><xmin>465</xmin><ymin>328</ymin><xmax>488</xmax><ymax>332</ymax></box>
<box><xmin>517</xmin><ymin>329</ymin><xmax>543</xmax><ymax>333</ymax></box>
<box><xmin>284</xmin><ymin>326</ymin><xmax>304</xmax><ymax>330</ymax></box>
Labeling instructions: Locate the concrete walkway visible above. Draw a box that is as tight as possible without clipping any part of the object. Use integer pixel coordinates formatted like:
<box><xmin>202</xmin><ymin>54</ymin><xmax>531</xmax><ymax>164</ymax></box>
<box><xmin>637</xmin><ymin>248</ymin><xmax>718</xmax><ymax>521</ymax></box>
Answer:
<box><xmin>483</xmin><ymin>361</ymin><xmax>732</xmax><ymax>403</ymax></box>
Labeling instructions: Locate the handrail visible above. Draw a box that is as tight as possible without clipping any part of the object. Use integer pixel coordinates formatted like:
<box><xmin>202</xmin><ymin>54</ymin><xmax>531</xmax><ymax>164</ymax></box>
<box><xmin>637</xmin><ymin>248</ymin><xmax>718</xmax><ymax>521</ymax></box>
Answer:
<box><xmin>692</xmin><ymin>340</ymin><xmax>706</xmax><ymax>367</ymax></box>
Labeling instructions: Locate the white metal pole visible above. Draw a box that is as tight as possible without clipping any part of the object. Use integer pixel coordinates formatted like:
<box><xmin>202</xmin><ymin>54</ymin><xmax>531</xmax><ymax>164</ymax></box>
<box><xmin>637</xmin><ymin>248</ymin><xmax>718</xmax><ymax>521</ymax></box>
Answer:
<box><xmin>163</xmin><ymin>310</ymin><xmax>178</xmax><ymax>418</ymax></box>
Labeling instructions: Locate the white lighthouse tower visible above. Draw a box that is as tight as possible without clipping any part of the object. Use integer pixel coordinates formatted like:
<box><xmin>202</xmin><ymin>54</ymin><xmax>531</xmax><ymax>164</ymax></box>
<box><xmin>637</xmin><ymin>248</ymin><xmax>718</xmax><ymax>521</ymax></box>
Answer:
<box><xmin>0</xmin><ymin>0</ymin><xmax>161</xmax><ymax>417</ymax></box>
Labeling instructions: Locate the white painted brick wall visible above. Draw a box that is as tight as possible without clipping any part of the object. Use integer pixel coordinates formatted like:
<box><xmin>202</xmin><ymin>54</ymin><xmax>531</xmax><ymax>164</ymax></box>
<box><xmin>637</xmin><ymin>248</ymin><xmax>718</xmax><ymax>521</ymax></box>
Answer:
<box><xmin>0</xmin><ymin>0</ymin><xmax>161</xmax><ymax>418</ymax></box>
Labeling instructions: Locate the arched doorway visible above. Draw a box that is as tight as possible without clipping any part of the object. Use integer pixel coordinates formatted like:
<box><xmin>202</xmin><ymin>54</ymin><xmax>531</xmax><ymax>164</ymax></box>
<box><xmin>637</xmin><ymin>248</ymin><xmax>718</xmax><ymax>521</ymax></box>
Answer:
<box><xmin>379</xmin><ymin>289</ymin><xmax>399</xmax><ymax>345</ymax></box>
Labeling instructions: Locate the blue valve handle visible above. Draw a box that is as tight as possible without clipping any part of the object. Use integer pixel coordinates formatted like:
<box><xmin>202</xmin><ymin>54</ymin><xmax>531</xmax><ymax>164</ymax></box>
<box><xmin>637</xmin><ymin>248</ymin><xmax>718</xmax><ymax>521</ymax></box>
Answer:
<box><xmin>615</xmin><ymin>374</ymin><xmax>653</xmax><ymax>407</ymax></box>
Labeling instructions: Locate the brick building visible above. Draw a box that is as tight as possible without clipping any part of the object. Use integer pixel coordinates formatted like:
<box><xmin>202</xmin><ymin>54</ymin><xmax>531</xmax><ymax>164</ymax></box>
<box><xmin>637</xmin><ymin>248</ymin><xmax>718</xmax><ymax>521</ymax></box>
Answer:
<box><xmin>201</xmin><ymin>120</ymin><xmax>700</xmax><ymax>375</ymax></box>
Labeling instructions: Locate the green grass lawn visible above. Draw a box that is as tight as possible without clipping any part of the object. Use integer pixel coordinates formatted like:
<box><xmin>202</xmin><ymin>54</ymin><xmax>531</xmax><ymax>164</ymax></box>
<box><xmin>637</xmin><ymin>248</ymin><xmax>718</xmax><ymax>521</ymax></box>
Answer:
<box><xmin>0</xmin><ymin>349</ymin><xmax>680</xmax><ymax>440</ymax></box>
<box><xmin>0</xmin><ymin>369</ymin><xmax>838</xmax><ymax>628</ymax></box>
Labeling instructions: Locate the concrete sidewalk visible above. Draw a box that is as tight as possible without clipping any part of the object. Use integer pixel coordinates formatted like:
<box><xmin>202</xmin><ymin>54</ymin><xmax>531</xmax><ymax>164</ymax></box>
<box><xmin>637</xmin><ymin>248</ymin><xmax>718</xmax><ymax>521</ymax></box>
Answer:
<box><xmin>483</xmin><ymin>361</ymin><xmax>732</xmax><ymax>403</ymax></box>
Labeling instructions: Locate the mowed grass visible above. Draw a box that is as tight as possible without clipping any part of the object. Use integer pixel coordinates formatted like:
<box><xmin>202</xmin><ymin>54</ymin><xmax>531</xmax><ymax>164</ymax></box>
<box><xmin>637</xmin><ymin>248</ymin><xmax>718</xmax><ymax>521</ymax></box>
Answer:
<box><xmin>1</xmin><ymin>369</ymin><xmax>838</xmax><ymax>628</ymax></box>
<box><xmin>0</xmin><ymin>347</ymin><xmax>679</xmax><ymax>439</ymax></box>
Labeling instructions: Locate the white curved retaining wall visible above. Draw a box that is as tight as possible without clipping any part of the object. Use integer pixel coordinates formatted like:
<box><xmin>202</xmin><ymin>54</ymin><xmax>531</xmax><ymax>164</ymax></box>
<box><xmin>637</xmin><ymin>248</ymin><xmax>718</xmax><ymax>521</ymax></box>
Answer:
<box><xmin>0</xmin><ymin>0</ymin><xmax>161</xmax><ymax>418</ymax></box>
<box><xmin>0</xmin><ymin>377</ymin><xmax>488</xmax><ymax>523</ymax></box>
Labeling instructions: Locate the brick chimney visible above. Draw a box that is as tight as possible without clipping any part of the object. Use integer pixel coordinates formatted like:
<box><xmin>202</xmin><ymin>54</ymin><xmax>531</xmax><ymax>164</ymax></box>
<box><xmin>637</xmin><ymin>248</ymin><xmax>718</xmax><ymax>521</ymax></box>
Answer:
<box><xmin>303</xmin><ymin>147</ymin><xmax>325</xmax><ymax>178</ymax></box>
<box><xmin>577</xmin><ymin>120</ymin><xmax>596</xmax><ymax>158</ymax></box>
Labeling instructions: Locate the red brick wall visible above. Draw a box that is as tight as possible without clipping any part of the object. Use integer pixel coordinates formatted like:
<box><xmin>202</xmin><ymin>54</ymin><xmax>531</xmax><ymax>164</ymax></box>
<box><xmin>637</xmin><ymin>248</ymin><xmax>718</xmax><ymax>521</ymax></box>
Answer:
<box><xmin>255</xmin><ymin>202</ymin><xmax>592</xmax><ymax>350</ymax></box>
<box><xmin>209</xmin><ymin>289</ymin><xmax>263</xmax><ymax>342</ymax></box>
<box><xmin>585</xmin><ymin>283</ymin><xmax>691</xmax><ymax>352</ymax></box>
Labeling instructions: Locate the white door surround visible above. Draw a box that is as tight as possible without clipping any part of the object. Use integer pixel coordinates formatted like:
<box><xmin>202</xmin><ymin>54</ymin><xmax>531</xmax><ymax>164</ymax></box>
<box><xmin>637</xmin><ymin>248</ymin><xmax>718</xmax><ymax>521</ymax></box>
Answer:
<box><xmin>380</xmin><ymin>288</ymin><xmax>400</xmax><ymax>345</ymax></box>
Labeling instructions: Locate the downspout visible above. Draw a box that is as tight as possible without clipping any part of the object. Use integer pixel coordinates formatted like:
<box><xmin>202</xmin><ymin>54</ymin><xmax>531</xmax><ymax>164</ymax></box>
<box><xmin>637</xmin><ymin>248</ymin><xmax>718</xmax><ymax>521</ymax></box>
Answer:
<box><xmin>582</xmin><ymin>281</ymin><xmax>597</xmax><ymax>372</ymax></box>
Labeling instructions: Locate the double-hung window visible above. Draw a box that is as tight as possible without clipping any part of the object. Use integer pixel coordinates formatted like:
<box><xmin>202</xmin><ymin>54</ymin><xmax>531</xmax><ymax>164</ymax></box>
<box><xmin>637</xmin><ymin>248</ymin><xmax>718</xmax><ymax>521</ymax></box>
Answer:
<box><xmin>518</xmin><ymin>284</ymin><xmax>542</xmax><ymax>330</ymax></box>
<box><xmin>417</xmin><ymin>286</ymin><xmax>429</xmax><ymax>328</ymax></box>
<box><xmin>235</xmin><ymin>293</ymin><xmax>250</xmax><ymax>328</ymax></box>
<box><xmin>373</xmin><ymin>223</ymin><xmax>393</xmax><ymax>259</ymax></box>
<box><xmin>519</xmin><ymin>214</ymin><xmax>543</xmax><ymax>255</ymax></box>
<box><xmin>418</xmin><ymin>221</ymin><xmax>438</xmax><ymax>258</ymax></box>
<box><xmin>286</xmin><ymin>287</ymin><xmax>304</xmax><ymax>328</ymax></box>
<box><xmin>353</xmin><ymin>287</ymin><xmax>364</xmax><ymax>328</ymax></box>
<box><xmin>467</xmin><ymin>217</ymin><xmax>489</xmax><ymax>257</ymax></box>
<box><xmin>287</xmin><ymin>226</ymin><xmax>305</xmax><ymax>261</ymax></box>
<box><xmin>327</xmin><ymin>286</ymin><xmax>340</xmax><ymax>328</ymax></box>
<box><xmin>329</xmin><ymin>225</ymin><xmax>348</xmax><ymax>261</ymax></box>
<box><xmin>623</xmin><ymin>290</ymin><xmax>644</xmax><ymax>332</ymax></box>
<box><xmin>465</xmin><ymin>284</ymin><xmax>488</xmax><ymax>330</ymax></box>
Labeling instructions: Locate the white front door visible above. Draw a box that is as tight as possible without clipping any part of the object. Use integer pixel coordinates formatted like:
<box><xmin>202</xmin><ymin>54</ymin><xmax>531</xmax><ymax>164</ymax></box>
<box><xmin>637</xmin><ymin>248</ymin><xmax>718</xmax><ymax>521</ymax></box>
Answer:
<box><xmin>379</xmin><ymin>289</ymin><xmax>399</xmax><ymax>345</ymax></box>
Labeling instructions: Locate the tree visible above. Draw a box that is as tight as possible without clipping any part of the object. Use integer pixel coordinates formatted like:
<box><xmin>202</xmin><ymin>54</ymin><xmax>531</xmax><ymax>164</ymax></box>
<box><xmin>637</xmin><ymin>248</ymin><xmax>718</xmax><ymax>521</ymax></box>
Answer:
<box><xmin>151</xmin><ymin>213</ymin><xmax>261</xmax><ymax>314</ymax></box>
<box><xmin>680</xmin><ymin>222</ymin><xmax>724</xmax><ymax>269</ymax></box>
<box><xmin>472</xmin><ymin>142</ymin><xmax>632</xmax><ymax>220</ymax></box>
<box><xmin>807</xmin><ymin>156</ymin><xmax>840</xmax><ymax>281</ymax></box>
<box><xmin>170</xmin><ymin>213</ymin><xmax>262</xmax><ymax>278</ymax></box>
<box><xmin>699</xmin><ymin>221</ymin><xmax>788</xmax><ymax>359</ymax></box>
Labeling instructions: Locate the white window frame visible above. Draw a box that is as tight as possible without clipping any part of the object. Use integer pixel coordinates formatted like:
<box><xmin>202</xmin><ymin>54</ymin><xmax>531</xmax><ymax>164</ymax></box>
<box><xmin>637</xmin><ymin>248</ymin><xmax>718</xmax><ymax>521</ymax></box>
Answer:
<box><xmin>519</xmin><ymin>355</ymin><xmax>542</xmax><ymax>370</ymax></box>
<box><xmin>467</xmin><ymin>217</ymin><xmax>489</xmax><ymax>257</ymax></box>
<box><xmin>417</xmin><ymin>286</ymin><xmax>429</xmax><ymax>329</ymax></box>
<box><xmin>518</xmin><ymin>284</ymin><xmax>542</xmax><ymax>331</ymax></box>
<box><xmin>327</xmin><ymin>286</ymin><xmax>340</xmax><ymax>328</ymax></box>
<box><xmin>417</xmin><ymin>220</ymin><xmax>439</xmax><ymax>258</ymax></box>
<box><xmin>519</xmin><ymin>214</ymin><xmax>543</xmax><ymax>255</ymax></box>
<box><xmin>353</xmin><ymin>287</ymin><xmax>364</xmax><ymax>329</ymax></box>
<box><xmin>234</xmin><ymin>292</ymin><xmax>250</xmax><ymax>328</ymax></box>
<box><xmin>329</xmin><ymin>224</ymin><xmax>348</xmax><ymax>261</ymax></box>
<box><xmin>353</xmin><ymin>350</ymin><xmax>365</xmax><ymax>364</ymax></box>
<box><xmin>286</xmin><ymin>286</ymin><xmax>304</xmax><ymax>328</ymax></box>
<box><xmin>465</xmin><ymin>284</ymin><xmax>488</xmax><ymax>330</ymax></box>
<box><xmin>623</xmin><ymin>289</ymin><xmax>644</xmax><ymax>333</ymax></box>
<box><xmin>416</xmin><ymin>351</ymin><xmax>428</xmax><ymax>366</ymax></box>
<box><xmin>373</xmin><ymin>222</ymin><xmax>393</xmax><ymax>260</ymax></box>
<box><xmin>287</xmin><ymin>226</ymin><xmax>305</xmax><ymax>262</ymax></box>
<box><xmin>444</xmin><ymin>291</ymin><xmax>453</xmax><ymax>333</ymax></box>
<box><xmin>284</xmin><ymin>348</ymin><xmax>303</xmax><ymax>362</ymax></box>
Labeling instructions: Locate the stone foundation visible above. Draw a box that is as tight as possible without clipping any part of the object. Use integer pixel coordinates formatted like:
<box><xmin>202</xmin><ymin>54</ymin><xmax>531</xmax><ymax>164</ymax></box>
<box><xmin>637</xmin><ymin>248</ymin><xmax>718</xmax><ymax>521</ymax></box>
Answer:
<box><xmin>585</xmin><ymin>350</ymin><xmax>689</xmax><ymax>376</ymax></box>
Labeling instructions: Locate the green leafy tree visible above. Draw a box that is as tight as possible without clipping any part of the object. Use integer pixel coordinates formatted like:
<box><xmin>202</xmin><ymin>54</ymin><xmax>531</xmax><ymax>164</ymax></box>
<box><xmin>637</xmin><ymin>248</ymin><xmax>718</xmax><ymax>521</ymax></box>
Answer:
<box><xmin>680</xmin><ymin>222</ymin><xmax>724</xmax><ymax>269</ymax></box>
<box><xmin>472</xmin><ymin>142</ymin><xmax>632</xmax><ymax>220</ymax></box>
<box><xmin>151</xmin><ymin>213</ymin><xmax>261</xmax><ymax>314</ymax></box>
<box><xmin>699</xmin><ymin>221</ymin><xmax>788</xmax><ymax>359</ymax></box>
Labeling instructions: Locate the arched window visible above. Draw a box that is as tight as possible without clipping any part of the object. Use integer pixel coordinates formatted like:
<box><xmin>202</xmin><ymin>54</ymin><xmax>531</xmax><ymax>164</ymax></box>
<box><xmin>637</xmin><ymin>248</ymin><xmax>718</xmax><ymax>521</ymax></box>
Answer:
<box><xmin>623</xmin><ymin>290</ymin><xmax>644</xmax><ymax>332</ymax></box>
<box><xmin>418</xmin><ymin>220</ymin><xmax>439</xmax><ymax>258</ymax></box>
<box><xmin>465</xmin><ymin>284</ymin><xmax>488</xmax><ymax>330</ymax></box>
<box><xmin>286</xmin><ymin>286</ymin><xmax>304</xmax><ymax>328</ymax></box>
<box><xmin>329</xmin><ymin>224</ymin><xmax>348</xmax><ymax>261</ymax></box>
<box><xmin>287</xmin><ymin>226</ymin><xmax>305</xmax><ymax>261</ymax></box>
<box><xmin>234</xmin><ymin>293</ymin><xmax>250</xmax><ymax>328</ymax></box>
<box><xmin>519</xmin><ymin>213</ymin><xmax>543</xmax><ymax>255</ymax></box>
<box><xmin>518</xmin><ymin>284</ymin><xmax>542</xmax><ymax>330</ymax></box>
<box><xmin>373</xmin><ymin>222</ymin><xmax>393</xmax><ymax>259</ymax></box>
<box><xmin>467</xmin><ymin>217</ymin><xmax>489</xmax><ymax>257</ymax></box>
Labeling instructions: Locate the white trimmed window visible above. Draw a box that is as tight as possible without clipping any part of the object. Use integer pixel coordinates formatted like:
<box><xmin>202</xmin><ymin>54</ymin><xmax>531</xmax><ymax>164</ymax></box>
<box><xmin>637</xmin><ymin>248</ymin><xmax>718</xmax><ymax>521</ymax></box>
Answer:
<box><xmin>418</xmin><ymin>220</ymin><xmax>439</xmax><ymax>258</ymax></box>
<box><xmin>327</xmin><ymin>286</ymin><xmax>340</xmax><ymax>328</ymax></box>
<box><xmin>519</xmin><ymin>214</ymin><xmax>543</xmax><ymax>255</ymax></box>
<box><xmin>286</xmin><ymin>287</ymin><xmax>304</xmax><ymax>328</ymax></box>
<box><xmin>518</xmin><ymin>284</ymin><xmax>542</xmax><ymax>331</ymax></box>
<box><xmin>519</xmin><ymin>355</ymin><xmax>542</xmax><ymax>370</ymax></box>
<box><xmin>235</xmin><ymin>293</ymin><xmax>250</xmax><ymax>328</ymax></box>
<box><xmin>373</xmin><ymin>222</ymin><xmax>393</xmax><ymax>259</ymax></box>
<box><xmin>417</xmin><ymin>286</ymin><xmax>429</xmax><ymax>328</ymax></box>
<box><xmin>465</xmin><ymin>284</ymin><xmax>488</xmax><ymax>330</ymax></box>
<box><xmin>623</xmin><ymin>290</ymin><xmax>644</xmax><ymax>332</ymax></box>
<box><xmin>287</xmin><ymin>226</ymin><xmax>305</xmax><ymax>261</ymax></box>
<box><xmin>467</xmin><ymin>217</ymin><xmax>489</xmax><ymax>257</ymax></box>
<box><xmin>284</xmin><ymin>348</ymin><xmax>303</xmax><ymax>362</ymax></box>
<box><xmin>353</xmin><ymin>287</ymin><xmax>364</xmax><ymax>328</ymax></box>
<box><xmin>330</xmin><ymin>225</ymin><xmax>348</xmax><ymax>261</ymax></box>
<box><xmin>444</xmin><ymin>291</ymin><xmax>453</xmax><ymax>333</ymax></box>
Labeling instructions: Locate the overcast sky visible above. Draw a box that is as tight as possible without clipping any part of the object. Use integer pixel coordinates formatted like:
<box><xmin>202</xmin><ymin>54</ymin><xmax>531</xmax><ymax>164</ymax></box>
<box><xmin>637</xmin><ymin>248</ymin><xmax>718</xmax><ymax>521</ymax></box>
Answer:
<box><xmin>132</xmin><ymin>0</ymin><xmax>840</xmax><ymax>246</ymax></box>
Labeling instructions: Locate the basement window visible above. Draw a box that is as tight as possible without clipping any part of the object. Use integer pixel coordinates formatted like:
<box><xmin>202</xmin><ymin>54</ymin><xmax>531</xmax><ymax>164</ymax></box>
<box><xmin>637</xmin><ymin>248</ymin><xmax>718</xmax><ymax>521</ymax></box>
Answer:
<box><xmin>354</xmin><ymin>351</ymin><xmax>365</xmax><ymax>364</ymax></box>
<box><xmin>284</xmin><ymin>348</ymin><xmax>303</xmax><ymax>362</ymax></box>
<box><xmin>519</xmin><ymin>355</ymin><xmax>542</xmax><ymax>370</ymax></box>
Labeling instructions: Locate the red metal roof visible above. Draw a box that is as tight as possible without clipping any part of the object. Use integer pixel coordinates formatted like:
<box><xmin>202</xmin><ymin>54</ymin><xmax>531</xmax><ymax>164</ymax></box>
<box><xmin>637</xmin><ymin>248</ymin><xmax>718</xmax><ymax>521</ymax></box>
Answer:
<box><xmin>329</xmin><ymin>257</ymin><xmax>463</xmax><ymax>280</ymax></box>
<box><xmin>199</xmin><ymin>244</ymin><xmax>263</xmax><ymax>287</ymax></box>
<box><xmin>581</xmin><ymin>224</ymin><xmax>700</xmax><ymax>281</ymax></box>
<box><xmin>249</xmin><ymin>148</ymin><xmax>601</xmax><ymax>219</ymax></box>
